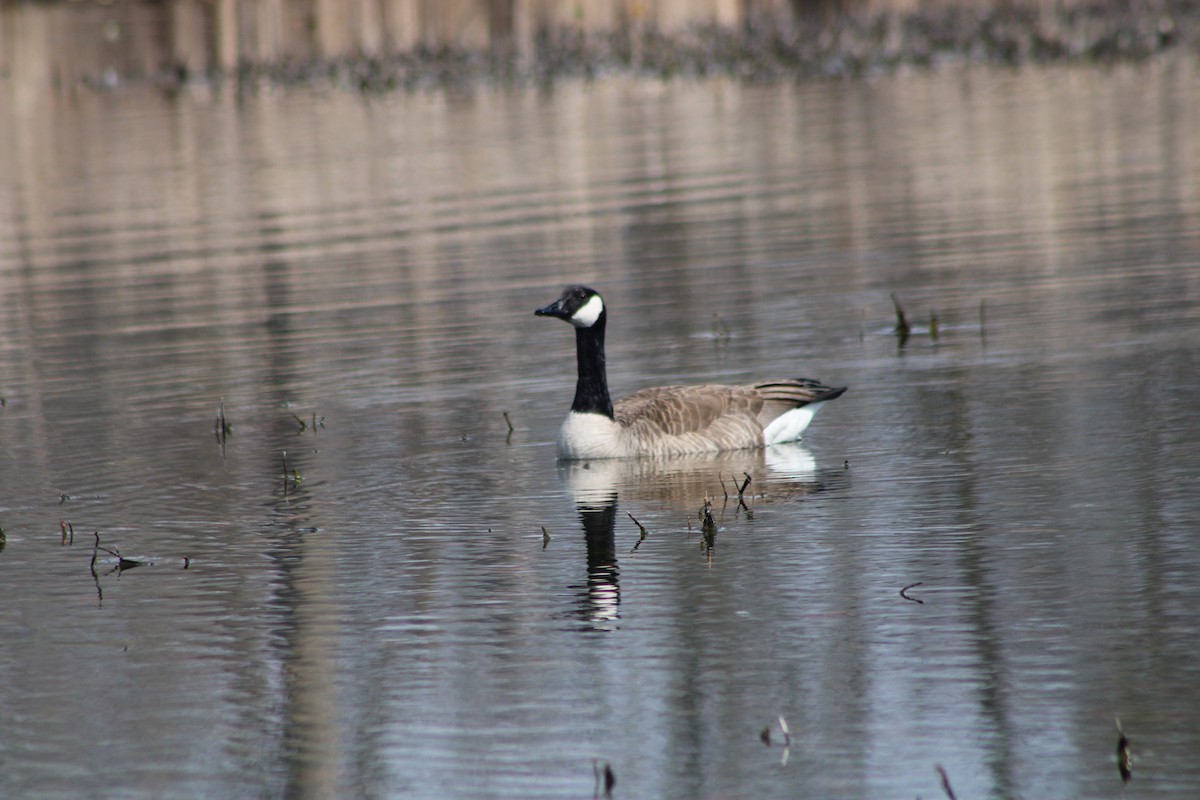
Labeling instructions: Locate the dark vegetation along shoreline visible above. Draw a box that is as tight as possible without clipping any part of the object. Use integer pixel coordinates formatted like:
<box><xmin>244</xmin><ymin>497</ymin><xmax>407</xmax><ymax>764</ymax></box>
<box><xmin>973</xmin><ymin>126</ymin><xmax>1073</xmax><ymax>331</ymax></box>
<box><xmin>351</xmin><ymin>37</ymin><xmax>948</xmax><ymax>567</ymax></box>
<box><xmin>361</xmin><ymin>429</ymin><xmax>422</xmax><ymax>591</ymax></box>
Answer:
<box><xmin>12</xmin><ymin>0</ymin><xmax>1200</xmax><ymax>94</ymax></box>
<box><xmin>215</xmin><ymin>1</ymin><xmax>1198</xmax><ymax>92</ymax></box>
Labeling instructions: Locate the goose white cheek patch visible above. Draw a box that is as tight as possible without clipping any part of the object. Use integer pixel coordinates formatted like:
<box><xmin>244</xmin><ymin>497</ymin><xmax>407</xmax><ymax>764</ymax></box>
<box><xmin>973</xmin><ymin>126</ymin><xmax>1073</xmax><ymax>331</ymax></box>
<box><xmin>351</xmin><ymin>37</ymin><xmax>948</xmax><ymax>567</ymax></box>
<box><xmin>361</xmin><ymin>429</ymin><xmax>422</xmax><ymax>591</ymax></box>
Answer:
<box><xmin>569</xmin><ymin>294</ymin><xmax>605</xmax><ymax>328</ymax></box>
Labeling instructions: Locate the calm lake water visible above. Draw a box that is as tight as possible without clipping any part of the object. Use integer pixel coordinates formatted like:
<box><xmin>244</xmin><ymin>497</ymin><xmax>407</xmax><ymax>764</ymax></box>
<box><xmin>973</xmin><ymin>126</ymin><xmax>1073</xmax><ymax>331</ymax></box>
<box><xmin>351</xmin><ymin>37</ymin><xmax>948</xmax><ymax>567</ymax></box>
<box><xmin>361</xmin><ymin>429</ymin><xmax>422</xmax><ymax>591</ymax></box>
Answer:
<box><xmin>2</xmin><ymin>58</ymin><xmax>1200</xmax><ymax>799</ymax></box>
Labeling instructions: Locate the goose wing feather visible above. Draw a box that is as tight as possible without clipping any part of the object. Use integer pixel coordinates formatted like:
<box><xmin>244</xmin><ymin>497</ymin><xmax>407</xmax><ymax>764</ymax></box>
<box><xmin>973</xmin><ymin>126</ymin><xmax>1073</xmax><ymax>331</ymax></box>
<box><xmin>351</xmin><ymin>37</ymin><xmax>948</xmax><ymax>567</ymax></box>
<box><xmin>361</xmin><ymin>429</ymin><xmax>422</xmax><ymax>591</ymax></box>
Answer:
<box><xmin>615</xmin><ymin>385</ymin><xmax>761</xmax><ymax>436</ymax></box>
<box><xmin>612</xmin><ymin>384</ymin><xmax>768</xmax><ymax>455</ymax></box>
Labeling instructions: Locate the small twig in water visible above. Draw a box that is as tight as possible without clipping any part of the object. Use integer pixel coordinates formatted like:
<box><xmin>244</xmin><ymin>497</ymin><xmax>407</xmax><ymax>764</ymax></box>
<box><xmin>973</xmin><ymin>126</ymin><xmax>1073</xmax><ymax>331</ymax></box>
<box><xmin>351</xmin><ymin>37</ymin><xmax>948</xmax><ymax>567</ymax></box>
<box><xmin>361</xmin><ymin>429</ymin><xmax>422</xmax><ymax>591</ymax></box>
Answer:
<box><xmin>60</xmin><ymin>520</ymin><xmax>74</xmax><ymax>546</ymax></box>
<box><xmin>900</xmin><ymin>581</ymin><xmax>925</xmax><ymax>604</ymax></box>
<box><xmin>700</xmin><ymin>497</ymin><xmax>717</xmax><ymax>557</ymax></box>
<box><xmin>936</xmin><ymin>764</ymin><xmax>957</xmax><ymax>800</ymax></box>
<box><xmin>1116</xmin><ymin>716</ymin><xmax>1132</xmax><ymax>783</ymax></box>
<box><xmin>736</xmin><ymin>472</ymin><xmax>752</xmax><ymax>510</ymax></box>
<box><xmin>541</xmin><ymin>526</ymin><xmax>551</xmax><ymax>549</ymax></box>
<box><xmin>627</xmin><ymin>512</ymin><xmax>648</xmax><ymax>553</ymax></box>
<box><xmin>281</xmin><ymin>451</ymin><xmax>302</xmax><ymax>494</ymax></box>
<box><xmin>90</xmin><ymin>532</ymin><xmax>103</xmax><ymax>603</ymax></box>
<box><xmin>592</xmin><ymin>759</ymin><xmax>616</xmax><ymax>797</ymax></box>
<box><xmin>503</xmin><ymin>411</ymin><xmax>514</xmax><ymax>433</ymax></box>
<box><xmin>891</xmin><ymin>293</ymin><xmax>911</xmax><ymax>345</ymax></box>
<box><xmin>292</xmin><ymin>413</ymin><xmax>324</xmax><ymax>433</ymax></box>
<box><xmin>214</xmin><ymin>398</ymin><xmax>231</xmax><ymax>443</ymax></box>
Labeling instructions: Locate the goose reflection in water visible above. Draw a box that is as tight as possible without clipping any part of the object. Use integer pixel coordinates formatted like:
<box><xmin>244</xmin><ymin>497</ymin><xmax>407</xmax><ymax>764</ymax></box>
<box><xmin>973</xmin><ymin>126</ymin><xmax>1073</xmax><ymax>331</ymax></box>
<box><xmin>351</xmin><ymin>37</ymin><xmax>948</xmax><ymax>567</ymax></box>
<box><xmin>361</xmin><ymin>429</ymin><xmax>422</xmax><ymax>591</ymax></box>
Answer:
<box><xmin>557</xmin><ymin>443</ymin><xmax>846</xmax><ymax>630</ymax></box>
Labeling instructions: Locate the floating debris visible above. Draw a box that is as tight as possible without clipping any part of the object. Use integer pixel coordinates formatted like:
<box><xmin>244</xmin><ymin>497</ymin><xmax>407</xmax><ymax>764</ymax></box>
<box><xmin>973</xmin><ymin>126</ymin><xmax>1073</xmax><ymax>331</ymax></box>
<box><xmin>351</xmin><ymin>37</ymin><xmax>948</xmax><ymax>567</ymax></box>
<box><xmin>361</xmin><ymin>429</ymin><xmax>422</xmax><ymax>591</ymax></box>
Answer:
<box><xmin>293</xmin><ymin>412</ymin><xmax>326</xmax><ymax>433</ymax></box>
<box><xmin>214</xmin><ymin>398</ymin><xmax>232</xmax><ymax>444</ymax></box>
<box><xmin>891</xmin><ymin>293</ymin><xmax>911</xmax><ymax>346</ymax></box>
<box><xmin>900</xmin><ymin>581</ymin><xmax>925</xmax><ymax>604</ymax></box>
<box><xmin>936</xmin><ymin>764</ymin><xmax>958</xmax><ymax>800</ymax></box>
<box><xmin>592</xmin><ymin>759</ymin><xmax>615</xmax><ymax>798</ymax></box>
<box><xmin>281</xmin><ymin>450</ymin><xmax>303</xmax><ymax>494</ymax></box>
<box><xmin>1116</xmin><ymin>717</ymin><xmax>1133</xmax><ymax>783</ymax></box>
<box><xmin>759</xmin><ymin>716</ymin><xmax>792</xmax><ymax>766</ymax></box>
<box><xmin>627</xmin><ymin>512</ymin><xmax>648</xmax><ymax>553</ymax></box>
<box><xmin>542</xmin><ymin>526</ymin><xmax>552</xmax><ymax>549</ymax></box>
<box><xmin>700</xmin><ymin>497</ymin><xmax>718</xmax><ymax>558</ymax></box>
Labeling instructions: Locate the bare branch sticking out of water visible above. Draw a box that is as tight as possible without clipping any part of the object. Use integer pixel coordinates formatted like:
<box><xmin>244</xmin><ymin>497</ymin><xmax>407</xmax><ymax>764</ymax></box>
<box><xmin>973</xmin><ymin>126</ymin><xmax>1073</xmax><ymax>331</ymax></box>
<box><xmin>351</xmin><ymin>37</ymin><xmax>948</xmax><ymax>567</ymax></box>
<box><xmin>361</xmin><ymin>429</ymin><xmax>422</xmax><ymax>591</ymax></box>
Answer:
<box><xmin>89</xmin><ymin>531</ymin><xmax>149</xmax><ymax>605</ymax></box>
<box><xmin>1116</xmin><ymin>717</ymin><xmax>1132</xmax><ymax>783</ymax></box>
<box><xmin>936</xmin><ymin>764</ymin><xmax>957</xmax><ymax>800</ymax></box>
<box><xmin>760</xmin><ymin>716</ymin><xmax>792</xmax><ymax>766</ymax></box>
<box><xmin>90</xmin><ymin>532</ymin><xmax>102</xmax><ymax>604</ymax></box>
<box><xmin>91</xmin><ymin>531</ymin><xmax>146</xmax><ymax>573</ymax></box>
<box><xmin>293</xmin><ymin>412</ymin><xmax>326</xmax><ymax>433</ymax></box>
<box><xmin>900</xmin><ymin>581</ymin><xmax>925</xmax><ymax>604</ymax></box>
<box><xmin>60</xmin><ymin>520</ymin><xmax>74</xmax><ymax>546</ymax></box>
<box><xmin>736</xmin><ymin>472</ymin><xmax>752</xmax><ymax>511</ymax></box>
<box><xmin>503</xmin><ymin>411</ymin><xmax>514</xmax><ymax>433</ymax></box>
<box><xmin>541</xmin><ymin>526</ymin><xmax>551</xmax><ymax>549</ymax></box>
<box><xmin>214</xmin><ymin>398</ymin><xmax>231</xmax><ymax>444</ymax></box>
<box><xmin>891</xmin><ymin>293</ymin><xmax>911</xmax><ymax>346</ymax></box>
<box><xmin>281</xmin><ymin>450</ymin><xmax>303</xmax><ymax>495</ymax></box>
<box><xmin>592</xmin><ymin>759</ymin><xmax>615</xmax><ymax>798</ymax></box>
<box><xmin>627</xmin><ymin>512</ymin><xmax>648</xmax><ymax>553</ymax></box>
<box><xmin>700</xmin><ymin>497</ymin><xmax>717</xmax><ymax>558</ymax></box>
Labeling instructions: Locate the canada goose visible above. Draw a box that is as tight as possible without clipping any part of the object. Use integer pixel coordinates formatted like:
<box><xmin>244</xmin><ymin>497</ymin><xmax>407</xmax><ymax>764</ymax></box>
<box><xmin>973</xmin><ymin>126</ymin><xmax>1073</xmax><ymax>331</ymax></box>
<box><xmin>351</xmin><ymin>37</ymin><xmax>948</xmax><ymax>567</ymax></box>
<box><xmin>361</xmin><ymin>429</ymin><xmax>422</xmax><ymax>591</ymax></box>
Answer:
<box><xmin>535</xmin><ymin>285</ymin><xmax>846</xmax><ymax>460</ymax></box>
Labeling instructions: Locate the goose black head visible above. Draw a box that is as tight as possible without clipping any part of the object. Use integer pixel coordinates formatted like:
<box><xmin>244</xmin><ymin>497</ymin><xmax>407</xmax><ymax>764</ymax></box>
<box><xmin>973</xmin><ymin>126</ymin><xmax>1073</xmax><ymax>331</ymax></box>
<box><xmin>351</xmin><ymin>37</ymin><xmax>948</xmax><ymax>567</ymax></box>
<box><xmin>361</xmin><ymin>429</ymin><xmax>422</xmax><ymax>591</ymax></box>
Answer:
<box><xmin>535</xmin><ymin>285</ymin><xmax>606</xmax><ymax>329</ymax></box>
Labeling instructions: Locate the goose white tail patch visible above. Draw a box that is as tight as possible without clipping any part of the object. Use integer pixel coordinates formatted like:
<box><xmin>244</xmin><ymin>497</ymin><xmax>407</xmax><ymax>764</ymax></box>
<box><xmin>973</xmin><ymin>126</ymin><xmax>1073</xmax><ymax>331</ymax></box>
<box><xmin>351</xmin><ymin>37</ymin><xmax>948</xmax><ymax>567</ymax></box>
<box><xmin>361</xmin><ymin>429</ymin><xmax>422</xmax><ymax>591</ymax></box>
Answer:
<box><xmin>569</xmin><ymin>294</ymin><xmax>605</xmax><ymax>328</ymax></box>
<box><xmin>762</xmin><ymin>402</ymin><xmax>824</xmax><ymax>445</ymax></box>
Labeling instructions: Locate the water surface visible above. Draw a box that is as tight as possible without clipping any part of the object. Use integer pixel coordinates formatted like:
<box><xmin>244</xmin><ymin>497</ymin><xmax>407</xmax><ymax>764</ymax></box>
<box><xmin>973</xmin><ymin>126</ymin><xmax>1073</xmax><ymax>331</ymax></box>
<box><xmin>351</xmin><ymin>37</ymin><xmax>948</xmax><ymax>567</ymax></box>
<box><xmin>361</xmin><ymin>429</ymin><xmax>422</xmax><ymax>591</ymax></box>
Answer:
<box><xmin>1</xmin><ymin>60</ymin><xmax>1199</xmax><ymax>799</ymax></box>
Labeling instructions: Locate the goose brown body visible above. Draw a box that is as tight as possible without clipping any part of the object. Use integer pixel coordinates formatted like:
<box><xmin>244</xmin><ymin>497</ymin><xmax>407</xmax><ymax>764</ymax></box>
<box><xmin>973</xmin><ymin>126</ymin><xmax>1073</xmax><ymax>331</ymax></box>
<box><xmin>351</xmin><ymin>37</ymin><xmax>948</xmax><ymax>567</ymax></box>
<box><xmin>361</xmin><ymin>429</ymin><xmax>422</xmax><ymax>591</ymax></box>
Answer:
<box><xmin>536</xmin><ymin>286</ymin><xmax>845</xmax><ymax>460</ymax></box>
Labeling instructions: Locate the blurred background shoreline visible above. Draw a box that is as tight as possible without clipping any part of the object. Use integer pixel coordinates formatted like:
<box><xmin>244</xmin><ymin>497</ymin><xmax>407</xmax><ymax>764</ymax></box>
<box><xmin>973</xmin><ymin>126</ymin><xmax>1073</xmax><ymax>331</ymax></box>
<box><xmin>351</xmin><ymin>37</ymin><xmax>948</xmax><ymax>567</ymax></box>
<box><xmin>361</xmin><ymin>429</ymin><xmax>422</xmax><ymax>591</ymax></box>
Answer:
<box><xmin>1</xmin><ymin>0</ymin><xmax>1196</xmax><ymax>93</ymax></box>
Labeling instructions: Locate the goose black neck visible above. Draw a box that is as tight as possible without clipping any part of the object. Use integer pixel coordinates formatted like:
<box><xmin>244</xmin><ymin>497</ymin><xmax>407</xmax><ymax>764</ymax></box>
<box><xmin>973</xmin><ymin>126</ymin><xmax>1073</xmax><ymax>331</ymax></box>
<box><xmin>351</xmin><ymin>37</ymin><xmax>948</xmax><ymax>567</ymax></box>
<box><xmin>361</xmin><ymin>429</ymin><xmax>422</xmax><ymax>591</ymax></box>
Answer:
<box><xmin>572</xmin><ymin>315</ymin><xmax>614</xmax><ymax>419</ymax></box>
